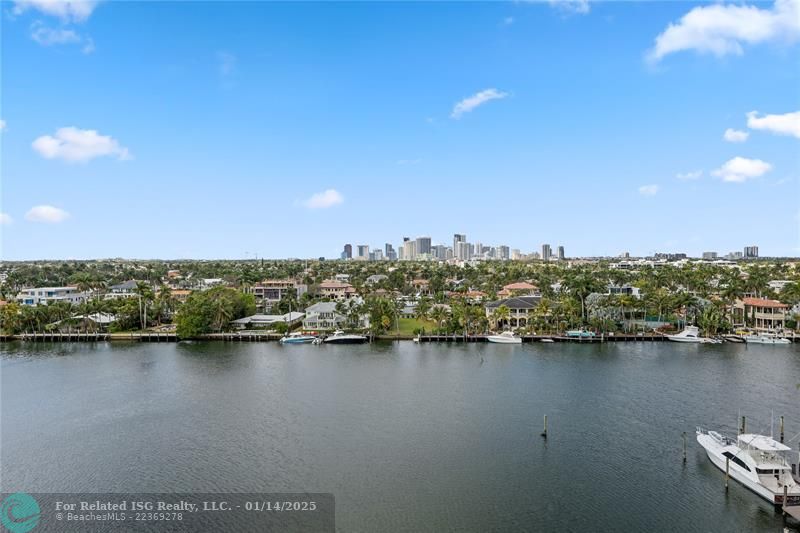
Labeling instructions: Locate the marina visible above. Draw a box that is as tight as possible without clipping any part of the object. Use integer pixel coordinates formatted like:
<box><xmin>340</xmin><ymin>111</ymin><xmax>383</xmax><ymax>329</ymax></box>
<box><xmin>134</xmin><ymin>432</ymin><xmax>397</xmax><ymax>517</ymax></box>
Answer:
<box><xmin>3</xmin><ymin>340</ymin><xmax>799</xmax><ymax>532</ymax></box>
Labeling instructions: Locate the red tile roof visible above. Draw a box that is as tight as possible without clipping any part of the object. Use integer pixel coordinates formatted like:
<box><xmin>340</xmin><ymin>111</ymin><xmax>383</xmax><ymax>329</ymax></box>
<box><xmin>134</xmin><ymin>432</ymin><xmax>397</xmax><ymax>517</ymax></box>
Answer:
<box><xmin>742</xmin><ymin>297</ymin><xmax>788</xmax><ymax>309</ymax></box>
<box><xmin>503</xmin><ymin>282</ymin><xmax>537</xmax><ymax>290</ymax></box>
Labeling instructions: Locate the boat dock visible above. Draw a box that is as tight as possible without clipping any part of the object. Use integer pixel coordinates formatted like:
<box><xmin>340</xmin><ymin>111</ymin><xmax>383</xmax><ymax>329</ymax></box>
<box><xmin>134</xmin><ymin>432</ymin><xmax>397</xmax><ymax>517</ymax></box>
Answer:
<box><xmin>412</xmin><ymin>333</ymin><xmax>669</xmax><ymax>343</ymax></box>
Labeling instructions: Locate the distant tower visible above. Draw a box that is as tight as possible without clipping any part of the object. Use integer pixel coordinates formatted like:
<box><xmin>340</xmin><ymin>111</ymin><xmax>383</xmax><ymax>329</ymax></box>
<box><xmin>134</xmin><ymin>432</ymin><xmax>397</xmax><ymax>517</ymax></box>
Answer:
<box><xmin>416</xmin><ymin>236</ymin><xmax>432</xmax><ymax>255</ymax></box>
<box><xmin>454</xmin><ymin>234</ymin><xmax>466</xmax><ymax>252</ymax></box>
<box><xmin>557</xmin><ymin>246</ymin><xmax>565</xmax><ymax>260</ymax></box>
<box><xmin>342</xmin><ymin>244</ymin><xmax>352</xmax><ymax>260</ymax></box>
<box><xmin>744</xmin><ymin>245</ymin><xmax>759</xmax><ymax>258</ymax></box>
<box><xmin>542</xmin><ymin>244</ymin><xmax>552</xmax><ymax>261</ymax></box>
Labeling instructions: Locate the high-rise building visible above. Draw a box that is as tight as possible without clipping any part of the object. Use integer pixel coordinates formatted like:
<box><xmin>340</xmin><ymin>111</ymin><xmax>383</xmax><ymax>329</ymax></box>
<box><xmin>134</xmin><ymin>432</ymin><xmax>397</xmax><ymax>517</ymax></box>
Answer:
<box><xmin>744</xmin><ymin>245</ymin><xmax>759</xmax><ymax>258</ymax></box>
<box><xmin>402</xmin><ymin>240</ymin><xmax>416</xmax><ymax>261</ymax></box>
<box><xmin>415</xmin><ymin>236</ymin><xmax>432</xmax><ymax>255</ymax></box>
<box><xmin>511</xmin><ymin>249</ymin><xmax>522</xmax><ymax>260</ymax></box>
<box><xmin>542</xmin><ymin>244</ymin><xmax>552</xmax><ymax>261</ymax></box>
<box><xmin>455</xmin><ymin>241</ymin><xmax>471</xmax><ymax>261</ymax></box>
<box><xmin>453</xmin><ymin>234</ymin><xmax>466</xmax><ymax>251</ymax></box>
<box><xmin>385</xmin><ymin>243</ymin><xmax>397</xmax><ymax>261</ymax></box>
<box><xmin>433</xmin><ymin>245</ymin><xmax>448</xmax><ymax>260</ymax></box>
<box><xmin>557</xmin><ymin>246</ymin><xmax>565</xmax><ymax>260</ymax></box>
<box><xmin>498</xmin><ymin>245</ymin><xmax>510</xmax><ymax>260</ymax></box>
<box><xmin>341</xmin><ymin>244</ymin><xmax>352</xmax><ymax>260</ymax></box>
<box><xmin>702</xmin><ymin>251</ymin><xmax>718</xmax><ymax>260</ymax></box>
<box><xmin>370</xmin><ymin>249</ymin><xmax>383</xmax><ymax>261</ymax></box>
<box><xmin>357</xmin><ymin>245</ymin><xmax>369</xmax><ymax>260</ymax></box>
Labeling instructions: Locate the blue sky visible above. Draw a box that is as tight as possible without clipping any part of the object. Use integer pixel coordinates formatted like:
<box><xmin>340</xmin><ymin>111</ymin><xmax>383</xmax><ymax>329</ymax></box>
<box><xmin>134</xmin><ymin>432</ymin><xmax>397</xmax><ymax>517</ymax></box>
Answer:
<box><xmin>1</xmin><ymin>0</ymin><xmax>799</xmax><ymax>260</ymax></box>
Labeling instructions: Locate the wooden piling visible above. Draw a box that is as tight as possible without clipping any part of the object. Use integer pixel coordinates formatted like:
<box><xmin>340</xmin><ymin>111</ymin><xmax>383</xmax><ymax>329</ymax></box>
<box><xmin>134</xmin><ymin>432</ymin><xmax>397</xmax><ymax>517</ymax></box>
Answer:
<box><xmin>740</xmin><ymin>416</ymin><xmax>746</xmax><ymax>435</ymax></box>
<box><xmin>683</xmin><ymin>432</ymin><xmax>687</xmax><ymax>463</ymax></box>
<box><xmin>541</xmin><ymin>415</ymin><xmax>548</xmax><ymax>438</ymax></box>
<box><xmin>725</xmin><ymin>457</ymin><xmax>730</xmax><ymax>490</ymax></box>
<box><xmin>780</xmin><ymin>416</ymin><xmax>785</xmax><ymax>443</ymax></box>
<box><xmin>784</xmin><ymin>485</ymin><xmax>788</xmax><ymax>514</ymax></box>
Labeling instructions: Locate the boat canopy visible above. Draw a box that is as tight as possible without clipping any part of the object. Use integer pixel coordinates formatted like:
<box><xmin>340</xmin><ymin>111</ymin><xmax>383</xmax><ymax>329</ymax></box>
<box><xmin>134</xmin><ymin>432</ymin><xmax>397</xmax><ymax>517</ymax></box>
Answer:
<box><xmin>738</xmin><ymin>434</ymin><xmax>792</xmax><ymax>452</ymax></box>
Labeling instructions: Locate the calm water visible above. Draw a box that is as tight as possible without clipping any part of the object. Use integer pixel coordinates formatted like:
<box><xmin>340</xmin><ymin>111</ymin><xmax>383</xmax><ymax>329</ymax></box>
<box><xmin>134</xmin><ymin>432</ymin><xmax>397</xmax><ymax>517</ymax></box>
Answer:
<box><xmin>2</xmin><ymin>340</ymin><xmax>800</xmax><ymax>532</ymax></box>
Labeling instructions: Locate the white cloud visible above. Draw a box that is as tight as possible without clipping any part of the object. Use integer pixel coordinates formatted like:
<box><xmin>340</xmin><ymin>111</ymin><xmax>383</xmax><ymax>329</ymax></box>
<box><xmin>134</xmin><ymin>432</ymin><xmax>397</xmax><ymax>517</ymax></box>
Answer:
<box><xmin>712</xmin><ymin>156</ymin><xmax>772</xmax><ymax>183</ymax></box>
<box><xmin>676</xmin><ymin>170</ymin><xmax>703</xmax><ymax>181</ymax></box>
<box><xmin>451</xmin><ymin>88</ymin><xmax>508</xmax><ymax>119</ymax></box>
<box><xmin>747</xmin><ymin>110</ymin><xmax>800</xmax><ymax>138</ymax></box>
<box><xmin>32</xmin><ymin>127</ymin><xmax>131</xmax><ymax>163</ymax></box>
<box><xmin>13</xmin><ymin>0</ymin><xmax>99</xmax><ymax>23</ymax></box>
<box><xmin>303</xmin><ymin>189</ymin><xmax>344</xmax><ymax>209</ymax></box>
<box><xmin>647</xmin><ymin>0</ymin><xmax>800</xmax><ymax>63</ymax></box>
<box><xmin>0</xmin><ymin>213</ymin><xmax>12</xmax><ymax>225</ymax></box>
<box><xmin>638</xmin><ymin>184</ymin><xmax>660</xmax><ymax>196</ymax></box>
<box><xmin>25</xmin><ymin>205</ymin><xmax>70</xmax><ymax>223</ymax></box>
<box><xmin>723</xmin><ymin>128</ymin><xmax>749</xmax><ymax>143</ymax></box>
<box><xmin>549</xmin><ymin>0</ymin><xmax>590</xmax><ymax>15</ymax></box>
<box><xmin>30</xmin><ymin>22</ymin><xmax>79</xmax><ymax>44</ymax></box>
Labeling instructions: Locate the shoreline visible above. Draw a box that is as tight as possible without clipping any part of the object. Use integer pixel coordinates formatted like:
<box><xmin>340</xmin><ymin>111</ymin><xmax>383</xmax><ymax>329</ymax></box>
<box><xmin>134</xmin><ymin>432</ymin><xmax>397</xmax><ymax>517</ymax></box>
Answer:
<box><xmin>3</xmin><ymin>332</ymin><xmax>787</xmax><ymax>343</ymax></box>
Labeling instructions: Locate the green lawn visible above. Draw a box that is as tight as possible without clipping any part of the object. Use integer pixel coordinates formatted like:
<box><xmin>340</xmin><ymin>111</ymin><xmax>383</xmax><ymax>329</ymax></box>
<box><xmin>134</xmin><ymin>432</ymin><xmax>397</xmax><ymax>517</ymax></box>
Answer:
<box><xmin>388</xmin><ymin>317</ymin><xmax>437</xmax><ymax>337</ymax></box>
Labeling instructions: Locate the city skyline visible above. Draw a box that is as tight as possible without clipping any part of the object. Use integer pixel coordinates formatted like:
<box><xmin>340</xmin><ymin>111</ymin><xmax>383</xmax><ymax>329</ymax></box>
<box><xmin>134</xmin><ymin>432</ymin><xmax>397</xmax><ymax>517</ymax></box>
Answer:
<box><xmin>2</xmin><ymin>1</ymin><xmax>799</xmax><ymax>260</ymax></box>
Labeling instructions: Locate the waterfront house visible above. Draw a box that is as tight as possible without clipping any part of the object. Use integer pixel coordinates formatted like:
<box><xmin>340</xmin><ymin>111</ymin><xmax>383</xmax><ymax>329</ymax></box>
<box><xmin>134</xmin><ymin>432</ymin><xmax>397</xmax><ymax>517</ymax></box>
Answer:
<box><xmin>365</xmin><ymin>274</ymin><xmax>388</xmax><ymax>285</ymax></box>
<box><xmin>230</xmin><ymin>312</ymin><xmax>305</xmax><ymax>330</ymax></box>
<box><xmin>15</xmin><ymin>286</ymin><xmax>91</xmax><ymax>306</ymax></box>
<box><xmin>303</xmin><ymin>301</ymin><xmax>368</xmax><ymax>331</ymax></box>
<box><xmin>732</xmin><ymin>297</ymin><xmax>789</xmax><ymax>332</ymax></box>
<box><xmin>105</xmin><ymin>280</ymin><xmax>140</xmax><ymax>299</ymax></box>
<box><xmin>485</xmin><ymin>296</ymin><xmax>542</xmax><ymax>329</ymax></box>
<box><xmin>247</xmin><ymin>279</ymin><xmax>307</xmax><ymax>311</ymax></box>
<box><xmin>318</xmin><ymin>280</ymin><xmax>357</xmax><ymax>301</ymax></box>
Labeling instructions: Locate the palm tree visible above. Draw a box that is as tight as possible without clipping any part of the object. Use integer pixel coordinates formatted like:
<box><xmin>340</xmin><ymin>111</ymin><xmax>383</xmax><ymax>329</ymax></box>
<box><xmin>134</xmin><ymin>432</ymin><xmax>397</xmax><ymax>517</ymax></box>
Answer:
<box><xmin>430</xmin><ymin>306</ymin><xmax>448</xmax><ymax>333</ymax></box>
<box><xmin>492</xmin><ymin>305</ymin><xmax>510</xmax><ymax>331</ymax></box>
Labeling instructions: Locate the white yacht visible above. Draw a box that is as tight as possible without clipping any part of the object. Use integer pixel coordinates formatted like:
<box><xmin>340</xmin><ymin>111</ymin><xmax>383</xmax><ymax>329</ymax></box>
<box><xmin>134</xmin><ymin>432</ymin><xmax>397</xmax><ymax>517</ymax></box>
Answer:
<box><xmin>322</xmin><ymin>330</ymin><xmax>368</xmax><ymax>344</ymax></box>
<box><xmin>665</xmin><ymin>326</ymin><xmax>721</xmax><ymax>344</ymax></box>
<box><xmin>487</xmin><ymin>331</ymin><xmax>523</xmax><ymax>344</ymax></box>
<box><xmin>696</xmin><ymin>428</ymin><xmax>800</xmax><ymax>505</ymax></box>
<box><xmin>744</xmin><ymin>333</ymin><xmax>791</xmax><ymax>345</ymax></box>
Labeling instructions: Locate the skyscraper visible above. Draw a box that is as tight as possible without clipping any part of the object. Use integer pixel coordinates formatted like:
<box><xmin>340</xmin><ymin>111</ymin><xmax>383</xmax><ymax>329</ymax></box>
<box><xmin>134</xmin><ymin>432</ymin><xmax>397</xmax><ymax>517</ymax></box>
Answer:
<box><xmin>744</xmin><ymin>245</ymin><xmax>759</xmax><ymax>258</ymax></box>
<box><xmin>453</xmin><ymin>234</ymin><xmax>466</xmax><ymax>251</ymax></box>
<box><xmin>385</xmin><ymin>243</ymin><xmax>397</xmax><ymax>261</ymax></box>
<box><xmin>402</xmin><ymin>240</ymin><xmax>416</xmax><ymax>261</ymax></box>
<box><xmin>415</xmin><ymin>236</ymin><xmax>432</xmax><ymax>256</ymax></box>
<box><xmin>498</xmin><ymin>245</ymin><xmax>510</xmax><ymax>260</ymax></box>
<box><xmin>542</xmin><ymin>244</ymin><xmax>552</xmax><ymax>261</ymax></box>
<box><xmin>341</xmin><ymin>244</ymin><xmax>352</xmax><ymax>260</ymax></box>
<box><xmin>557</xmin><ymin>246</ymin><xmax>565</xmax><ymax>260</ymax></box>
<box><xmin>357</xmin><ymin>245</ymin><xmax>369</xmax><ymax>260</ymax></box>
<box><xmin>455</xmin><ymin>241</ymin><xmax>471</xmax><ymax>261</ymax></box>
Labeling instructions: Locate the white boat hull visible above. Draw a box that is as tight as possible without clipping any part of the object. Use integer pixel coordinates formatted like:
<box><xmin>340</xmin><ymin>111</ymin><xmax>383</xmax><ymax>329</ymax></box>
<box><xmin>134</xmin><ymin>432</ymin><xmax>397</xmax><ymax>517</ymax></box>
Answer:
<box><xmin>745</xmin><ymin>337</ymin><xmax>791</xmax><ymax>345</ymax></box>
<box><xmin>487</xmin><ymin>335</ymin><xmax>522</xmax><ymax>344</ymax></box>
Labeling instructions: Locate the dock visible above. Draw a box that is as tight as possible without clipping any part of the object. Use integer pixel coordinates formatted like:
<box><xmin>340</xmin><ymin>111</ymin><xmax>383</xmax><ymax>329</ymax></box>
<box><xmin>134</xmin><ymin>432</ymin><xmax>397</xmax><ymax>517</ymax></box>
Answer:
<box><xmin>411</xmin><ymin>333</ymin><xmax>668</xmax><ymax>343</ymax></box>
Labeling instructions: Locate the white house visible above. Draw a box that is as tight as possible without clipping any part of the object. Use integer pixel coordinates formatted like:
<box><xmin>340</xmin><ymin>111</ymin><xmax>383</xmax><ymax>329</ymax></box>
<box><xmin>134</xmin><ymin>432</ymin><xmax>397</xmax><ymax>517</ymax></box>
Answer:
<box><xmin>303</xmin><ymin>301</ymin><xmax>369</xmax><ymax>331</ymax></box>
<box><xmin>16</xmin><ymin>287</ymin><xmax>91</xmax><ymax>306</ymax></box>
<box><xmin>230</xmin><ymin>312</ymin><xmax>305</xmax><ymax>330</ymax></box>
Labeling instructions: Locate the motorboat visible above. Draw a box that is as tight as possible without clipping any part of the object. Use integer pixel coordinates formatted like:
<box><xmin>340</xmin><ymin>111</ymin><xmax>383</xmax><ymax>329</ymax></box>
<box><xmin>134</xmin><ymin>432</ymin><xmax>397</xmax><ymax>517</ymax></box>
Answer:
<box><xmin>487</xmin><ymin>331</ymin><xmax>522</xmax><ymax>344</ymax></box>
<box><xmin>665</xmin><ymin>326</ymin><xmax>721</xmax><ymax>344</ymax></box>
<box><xmin>322</xmin><ymin>330</ymin><xmax>368</xmax><ymax>344</ymax></box>
<box><xmin>566</xmin><ymin>329</ymin><xmax>595</xmax><ymax>338</ymax></box>
<box><xmin>744</xmin><ymin>333</ymin><xmax>791</xmax><ymax>345</ymax></box>
<box><xmin>696</xmin><ymin>427</ymin><xmax>800</xmax><ymax>505</ymax></box>
<box><xmin>540</xmin><ymin>338</ymin><xmax>555</xmax><ymax>343</ymax></box>
<box><xmin>279</xmin><ymin>332</ymin><xmax>317</xmax><ymax>344</ymax></box>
